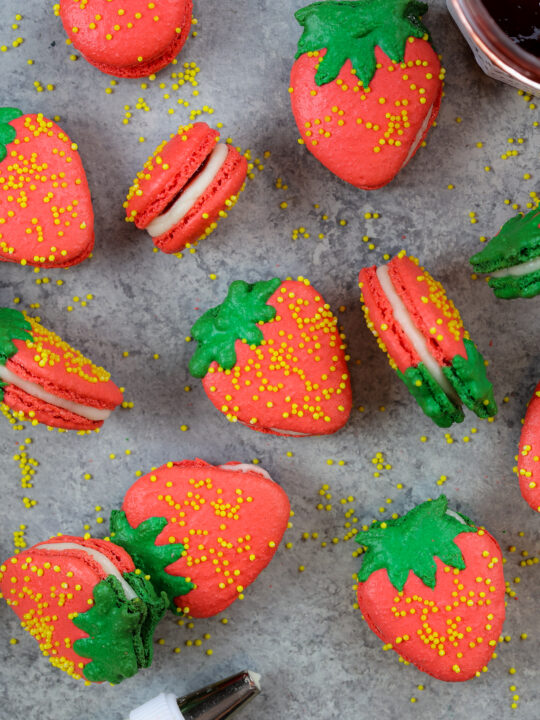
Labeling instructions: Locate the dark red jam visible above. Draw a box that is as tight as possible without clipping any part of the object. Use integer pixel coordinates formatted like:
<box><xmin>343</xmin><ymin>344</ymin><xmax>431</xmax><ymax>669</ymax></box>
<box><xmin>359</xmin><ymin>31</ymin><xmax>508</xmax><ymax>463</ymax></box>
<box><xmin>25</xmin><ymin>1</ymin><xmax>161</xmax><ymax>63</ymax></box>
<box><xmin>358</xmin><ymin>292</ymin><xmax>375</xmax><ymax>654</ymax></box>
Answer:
<box><xmin>481</xmin><ymin>0</ymin><xmax>540</xmax><ymax>56</ymax></box>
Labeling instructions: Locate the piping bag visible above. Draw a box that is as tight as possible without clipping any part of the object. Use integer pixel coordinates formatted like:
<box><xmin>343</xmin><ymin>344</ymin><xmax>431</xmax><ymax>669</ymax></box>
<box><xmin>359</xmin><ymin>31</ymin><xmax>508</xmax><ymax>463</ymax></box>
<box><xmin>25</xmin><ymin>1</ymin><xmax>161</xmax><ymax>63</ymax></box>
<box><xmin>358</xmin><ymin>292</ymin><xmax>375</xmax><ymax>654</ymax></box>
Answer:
<box><xmin>126</xmin><ymin>670</ymin><xmax>261</xmax><ymax>720</ymax></box>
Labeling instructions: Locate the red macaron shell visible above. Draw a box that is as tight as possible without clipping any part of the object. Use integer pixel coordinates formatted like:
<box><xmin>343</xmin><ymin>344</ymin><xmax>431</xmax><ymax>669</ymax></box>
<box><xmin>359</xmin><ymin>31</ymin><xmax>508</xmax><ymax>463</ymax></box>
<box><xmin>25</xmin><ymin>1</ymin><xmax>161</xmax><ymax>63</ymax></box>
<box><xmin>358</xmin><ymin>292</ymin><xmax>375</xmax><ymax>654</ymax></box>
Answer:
<box><xmin>154</xmin><ymin>145</ymin><xmax>248</xmax><ymax>253</ymax></box>
<box><xmin>41</xmin><ymin>535</ymin><xmax>136</xmax><ymax>574</ymax></box>
<box><xmin>60</xmin><ymin>0</ymin><xmax>193</xmax><ymax>78</ymax></box>
<box><xmin>387</xmin><ymin>256</ymin><xmax>469</xmax><ymax>366</ymax></box>
<box><xmin>290</xmin><ymin>43</ymin><xmax>442</xmax><ymax>190</ymax></box>
<box><xmin>126</xmin><ymin>122</ymin><xmax>220</xmax><ymax>228</ymax></box>
<box><xmin>0</xmin><ymin>113</ymin><xmax>94</xmax><ymax>268</ymax></box>
<box><xmin>517</xmin><ymin>381</ymin><xmax>540</xmax><ymax>512</ymax></box>
<box><xmin>201</xmin><ymin>280</ymin><xmax>352</xmax><ymax>436</ymax></box>
<box><xmin>3</xmin><ymin>385</ymin><xmax>103</xmax><ymax>430</ymax></box>
<box><xmin>0</xmin><ymin>536</ymin><xmax>134</xmax><ymax>681</ymax></box>
<box><xmin>121</xmin><ymin>459</ymin><xmax>291</xmax><ymax>617</ymax></box>
<box><xmin>359</xmin><ymin>265</ymin><xmax>420</xmax><ymax>374</ymax></box>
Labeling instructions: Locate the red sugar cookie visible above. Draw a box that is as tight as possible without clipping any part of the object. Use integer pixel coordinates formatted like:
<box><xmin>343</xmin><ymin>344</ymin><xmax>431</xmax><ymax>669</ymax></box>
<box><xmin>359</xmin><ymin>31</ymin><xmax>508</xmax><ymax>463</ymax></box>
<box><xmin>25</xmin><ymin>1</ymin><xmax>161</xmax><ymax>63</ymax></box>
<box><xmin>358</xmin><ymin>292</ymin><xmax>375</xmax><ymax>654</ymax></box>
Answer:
<box><xmin>0</xmin><ymin>108</ymin><xmax>94</xmax><ymax>268</ymax></box>
<box><xmin>0</xmin><ymin>308</ymin><xmax>123</xmax><ymax>430</ymax></box>
<box><xmin>110</xmin><ymin>459</ymin><xmax>291</xmax><ymax>617</ymax></box>
<box><xmin>124</xmin><ymin>122</ymin><xmax>248</xmax><ymax>254</ymax></box>
<box><xmin>59</xmin><ymin>0</ymin><xmax>193</xmax><ymax>78</ymax></box>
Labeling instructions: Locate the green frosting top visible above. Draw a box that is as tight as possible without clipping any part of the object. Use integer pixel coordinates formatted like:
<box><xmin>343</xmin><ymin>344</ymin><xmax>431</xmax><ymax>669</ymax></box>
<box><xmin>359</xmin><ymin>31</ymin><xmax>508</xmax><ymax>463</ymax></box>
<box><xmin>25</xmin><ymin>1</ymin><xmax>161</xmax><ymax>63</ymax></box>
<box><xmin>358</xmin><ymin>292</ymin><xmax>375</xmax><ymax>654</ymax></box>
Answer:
<box><xmin>355</xmin><ymin>496</ymin><xmax>476</xmax><ymax>591</ymax></box>
<box><xmin>110</xmin><ymin>510</ymin><xmax>194</xmax><ymax>607</ymax></box>
<box><xmin>73</xmin><ymin>572</ymin><xmax>168</xmax><ymax>684</ymax></box>
<box><xmin>294</xmin><ymin>0</ymin><xmax>431</xmax><ymax>87</ymax></box>
<box><xmin>0</xmin><ymin>308</ymin><xmax>32</xmax><ymax>364</ymax></box>
<box><xmin>189</xmin><ymin>278</ymin><xmax>282</xmax><ymax>378</ymax></box>
<box><xmin>470</xmin><ymin>207</ymin><xmax>540</xmax><ymax>273</ymax></box>
<box><xmin>0</xmin><ymin>108</ymin><xmax>22</xmax><ymax>163</ymax></box>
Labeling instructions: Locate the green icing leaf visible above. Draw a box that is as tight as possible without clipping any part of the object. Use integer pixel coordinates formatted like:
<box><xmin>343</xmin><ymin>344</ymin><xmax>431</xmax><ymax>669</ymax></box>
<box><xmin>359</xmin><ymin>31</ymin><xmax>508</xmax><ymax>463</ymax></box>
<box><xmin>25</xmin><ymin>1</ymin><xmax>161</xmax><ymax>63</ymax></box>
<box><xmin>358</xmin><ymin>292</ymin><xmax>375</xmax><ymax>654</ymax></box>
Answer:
<box><xmin>470</xmin><ymin>207</ymin><xmax>540</xmax><ymax>274</ymax></box>
<box><xmin>189</xmin><ymin>278</ymin><xmax>282</xmax><ymax>379</ymax></box>
<box><xmin>110</xmin><ymin>510</ymin><xmax>194</xmax><ymax>607</ymax></box>
<box><xmin>397</xmin><ymin>363</ymin><xmax>464</xmax><ymax>428</ymax></box>
<box><xmin>0</xmin><ymin>308</ymin><xmax>32</xmax><ymax>402</ymax></box>
<box><xmin>355</xmin><ymin>496</ymin><xmax>476</xmax><ymax>591</ymax></box>
<box><xmin>443</xmin><ymin>338</ymin><xmax>497</xmax><ymax>419</ymax></box>
<box><xmin>0</xmin><ymin>108</ymin><xmax>22</xmax><ymax>163</ymax></box>
<box><xmin>294</xmin><ymin>0</ymin><xmax>431</xmax><ymax>87</ymax></box>
<box><xmin>73</xmin><ymin>573</ymin><xmax>168</xmax><ymax>684</ymax></box>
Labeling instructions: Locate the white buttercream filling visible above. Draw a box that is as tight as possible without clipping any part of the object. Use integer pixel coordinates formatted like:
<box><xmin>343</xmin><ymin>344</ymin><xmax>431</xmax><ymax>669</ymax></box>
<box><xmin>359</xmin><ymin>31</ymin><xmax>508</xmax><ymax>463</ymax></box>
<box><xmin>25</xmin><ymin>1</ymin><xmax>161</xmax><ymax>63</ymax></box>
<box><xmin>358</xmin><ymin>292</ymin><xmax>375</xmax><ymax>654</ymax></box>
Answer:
<box><xmin>35</xmin><ymin>541</ymin><xmax>137</xmax><ymax>600</ymax></box>
<box><xmin>218</xmin><ymin>463</ymin><xmax>273</xmax><ymax>481</ymax></box>
<box><xmin>490</xmin><ymin>254</ymin><xmax>540</xmax><ymax>278</ymax></box>
<box><xmin>403</xmin><ymin>102</ymin><xmax>435</xmax><ymax>167</ymax></box>
<box><xmin>0</xmin><ymin>365</ymin><xmax>111</xmax><ymax>422</ymax></box>
<box><xmin>146</xmin><ymin>142</ymin><xmax>229</xmax><ymax>238</ymax></box>
<box><xmin>376</xmin><ymin>265</ymin><xmax>460</xmax><ymax>404</ymax></box>
<box><xmin>446</xmin><ymin>509</ymin><xmax>467</xmax><ymax>524</ymax></box>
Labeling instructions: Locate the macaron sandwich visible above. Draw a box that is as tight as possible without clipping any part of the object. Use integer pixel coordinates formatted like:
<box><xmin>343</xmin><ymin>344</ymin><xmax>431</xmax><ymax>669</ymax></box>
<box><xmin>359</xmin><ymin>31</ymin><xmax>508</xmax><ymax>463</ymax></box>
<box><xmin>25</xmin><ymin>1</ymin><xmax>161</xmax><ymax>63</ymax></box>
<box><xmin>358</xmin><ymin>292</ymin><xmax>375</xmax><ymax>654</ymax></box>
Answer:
<box><xmin>0</xmin><ymin>535</ymin><xmax>168</xmax><ymax>683</ymax></box>
<box><xmin>470</xmin><ymin>207</ymin><xmax>540</xmax><ymax>299</ymax></box>
<box><xmin>517</xmin><ymin>380</ymin><xmax>540</xmax><ymax>513</ymax></box>
<box><xmin>124</xmin><ymin>122</ymin><xmax>248</xmax><ymax>254</ymax></box>
<box><xmin>0</xmin><ymin>308</ymin><xmax>123</xmax><ymax>430</ymax></box>
<box><xmin>359</xmin><ymin>253</ymin><xmax>497</xmax><ymax>427</ymax></box>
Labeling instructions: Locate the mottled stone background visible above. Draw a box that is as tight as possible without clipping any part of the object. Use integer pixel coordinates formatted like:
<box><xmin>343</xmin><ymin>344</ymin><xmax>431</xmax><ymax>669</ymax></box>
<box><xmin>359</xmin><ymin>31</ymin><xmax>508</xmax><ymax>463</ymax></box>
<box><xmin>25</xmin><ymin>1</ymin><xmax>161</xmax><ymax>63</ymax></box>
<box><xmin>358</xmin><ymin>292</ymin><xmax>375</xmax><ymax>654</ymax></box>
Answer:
<box><xmin>0</xmin><ymin>1</ymin><xmax>538</xmax><ymax>719</ymax></box>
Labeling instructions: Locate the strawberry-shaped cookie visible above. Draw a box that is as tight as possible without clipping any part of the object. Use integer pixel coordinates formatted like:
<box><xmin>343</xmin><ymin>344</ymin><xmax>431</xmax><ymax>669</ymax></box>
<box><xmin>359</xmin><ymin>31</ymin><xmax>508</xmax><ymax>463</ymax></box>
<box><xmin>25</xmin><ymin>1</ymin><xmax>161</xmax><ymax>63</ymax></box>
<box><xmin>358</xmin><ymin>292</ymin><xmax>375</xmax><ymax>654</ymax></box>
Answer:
<box><xmin>0</xmin><ymin>307</ymin><xmax>123</xmax><ymax>430</ymax></box>
<box><xmin>188</xmin><ymin>277</ymin><xmax>352</xmax><ymax>436</ymax></box>
<box><xmin>0</xmin><ymin>536</ymin><xmax>168</xmax><ymax>683</ymax></box>
<box><xmin>0</xmin><ymin>108</ymin><xmax>94</xmax><ymax>267</ymax></box>
<box><xmin>290</xmin><ymin>0</ymin><xmax>443</xmax><ymax>189</ymax></box>
<box><xmin>355</xmin><ymin>496</ymin><xmax>505</xmax><ymax>681</ymax></box>
<box><xmin>58</xmin><ymin>0</ymin><xmax>193</xmax><ymax>78</ymax></box>
<box><xmin>517</xmin><ymin>381</ymin><xmax>540</xmax><ymax>513</ymax></box>
<box><xmin>359</xmin><ymin>253</ymin><xmax>497</xmax><ymax>427</ymax></box>
<box><xmin>110</xmin><ymin>459</ymin><xmax>291</xmax><ymax>617</ymax></box>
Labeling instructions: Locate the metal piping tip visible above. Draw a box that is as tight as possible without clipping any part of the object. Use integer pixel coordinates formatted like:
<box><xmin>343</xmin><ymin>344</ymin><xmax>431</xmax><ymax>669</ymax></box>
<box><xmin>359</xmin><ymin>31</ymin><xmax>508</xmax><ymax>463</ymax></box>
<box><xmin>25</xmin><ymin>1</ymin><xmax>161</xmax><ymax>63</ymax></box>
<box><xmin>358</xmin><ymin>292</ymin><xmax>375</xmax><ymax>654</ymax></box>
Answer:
<box><xmin>177</xmin><ymin>670</ymin><xmax>261</xmax><ymax>720</ymax></box>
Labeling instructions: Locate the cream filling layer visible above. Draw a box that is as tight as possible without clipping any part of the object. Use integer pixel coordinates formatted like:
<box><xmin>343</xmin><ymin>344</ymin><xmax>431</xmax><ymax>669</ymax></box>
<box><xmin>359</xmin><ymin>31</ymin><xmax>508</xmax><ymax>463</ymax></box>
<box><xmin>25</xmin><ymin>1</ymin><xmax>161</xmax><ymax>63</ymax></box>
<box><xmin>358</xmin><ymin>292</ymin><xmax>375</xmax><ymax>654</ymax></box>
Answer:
<box><xmin>0</xmin><ymin>365</ymin><xmax>111</xmax><ymax>422</ymax></box>
<box><xmin>376</xmin><ymin>265</ymin><xmax>460</xmax><ymax>405</ymax></box>
<box><xmin>219</xmin><ymin>463</ymin><xmax>273</xmax><ymax>481</ymax></box>
<box><xmin>403</xmin><ymin>102</ymin><xmax>435</xmax><ymax>167</ymax></box>
<box><xmin>35</xmin><ymin>541</ymin><xmax>137</xmax><ymax>600</ymax></box>
<box><xmin>147</xmin><ymin>142</ymin><xmax>229</xmax><ymax>238</ymax></box>
<box><xmin>490</xmin><ymin>254</ymin><xmax>540</xmax><ymax>278</ymax></box>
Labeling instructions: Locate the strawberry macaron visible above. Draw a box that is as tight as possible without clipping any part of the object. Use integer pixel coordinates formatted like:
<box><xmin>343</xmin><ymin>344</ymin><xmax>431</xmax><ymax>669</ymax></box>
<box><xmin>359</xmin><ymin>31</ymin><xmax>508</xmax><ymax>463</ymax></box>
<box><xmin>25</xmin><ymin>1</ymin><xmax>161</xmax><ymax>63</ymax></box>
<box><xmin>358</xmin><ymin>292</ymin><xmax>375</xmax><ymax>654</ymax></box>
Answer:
<box><xmin>124</xmin><ymin>122</ymin><xmax>248</xmax><ymax>254</ymax></box>
<box><xmin>290</xmin><ymin>0</ymin><xmax>443</xmax><ymax>189</ymax></box>
<box><xmin>0</xmin><ymin>307</ymin><xmax>123</xmax><ymax>430</ymax></box>
<box><xmin>0</xmin><ymin>108</ymin><xmax>94</xmax><ymax>268</ymax></box>
<box><xmin>58</xmin><ymin>0</ymin><xmax>193</xmax><ymax>78</ymax></box>
<box><xmin>470</xmin><ymin>207</ymin><xmax>540</xmax><ymax>299</ymax></box>
<box><xmin>110</xmin><ymin>459</ymin><xmax>291</xmax><ymax>617</ymax></box>
<box><xmin>359</xmin><ymin>252</ymin><xmax>497</xmax><ymax>427</ymax></box>
<box><xmin>0</xmin><ymin>535</ymin><xmax>168</xmax><ymax>683</ymax></box>
<box><xmin>516</xmin><ymin>380</ymin><xmax>540</xmax><ymax>513</ymax></box>
<box><xmin>355</xmin><ymin>496</ymin><xmax>505</xmax><ymax>681</ymax></box>
<box><xmin>188</xmin><ymin>276</ymin><xmax>352</xmax><ymax>435</ymax></box>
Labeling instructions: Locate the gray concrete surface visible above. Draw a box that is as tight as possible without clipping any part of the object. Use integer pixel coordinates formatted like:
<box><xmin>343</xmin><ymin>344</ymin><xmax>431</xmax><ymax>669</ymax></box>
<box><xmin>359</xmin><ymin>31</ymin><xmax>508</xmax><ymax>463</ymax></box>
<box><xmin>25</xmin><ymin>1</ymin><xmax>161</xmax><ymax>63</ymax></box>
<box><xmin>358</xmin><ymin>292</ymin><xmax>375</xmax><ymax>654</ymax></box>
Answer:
<box><xmin>0</xmin><ymin>1</ymin><xmax>538</xmax><ymax>719</ymax></box>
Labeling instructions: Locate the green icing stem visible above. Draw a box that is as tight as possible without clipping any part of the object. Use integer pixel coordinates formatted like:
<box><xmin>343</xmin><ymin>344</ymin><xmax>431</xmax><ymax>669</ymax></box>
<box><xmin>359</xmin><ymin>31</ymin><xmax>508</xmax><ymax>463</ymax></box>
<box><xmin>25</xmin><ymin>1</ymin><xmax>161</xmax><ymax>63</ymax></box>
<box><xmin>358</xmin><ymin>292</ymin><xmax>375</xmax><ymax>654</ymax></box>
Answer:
<box><xmin>72</xmin><ymin>573</ymin><xmax>167</xmax><ymax>684</ymax></box>
<box><xmin>189</xmin><ymin>278</ymin><xmax>282</xmax><ymax>379</ymax></box>
<box><xmin>110</xmin><ymin>510</ymin><xmax>194</xmax><ymax>608</ymax></box>
<box><xmin>397</xmin><ymin>363</ymin><xmax>464</xmax><ymax>428</ymax></box>
<box><xmin>0</xmin><ymin>108</ymin><xmax>22</xmax><ymax>163</ymax></box>
<box><xmin>470</xmin><ymin>207</ymin><xmax>540</xmax><ymax>274</ymax></box>
<box><xmin>0</xmin><ymin>308</ymin><xmax>32</xmax><ymax>402</ymax></box>
<box><xmin>294</xmin><ymin>0</ymin><xmax>431</xmax><ymax>88</ymax></box>
<box><xmin>442</xmin><ymin>338</ymin><xmax>497</xmax><ymax>419</ymax></box>
<box><xmin>355</xmin><ymin>496</ymin><xmax>476</xmax><ymax>592</ymax></box>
